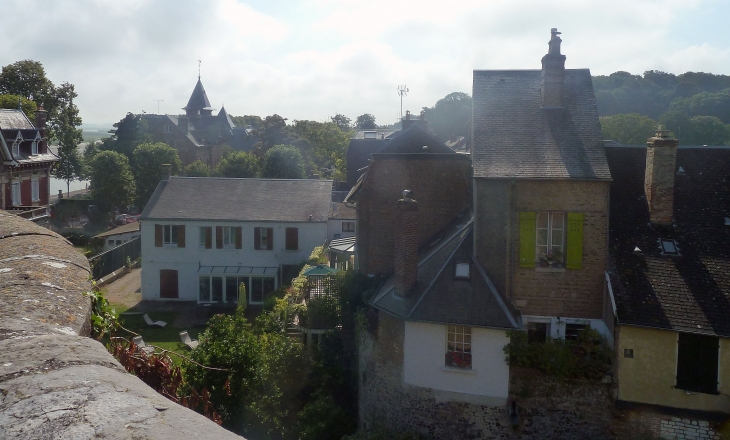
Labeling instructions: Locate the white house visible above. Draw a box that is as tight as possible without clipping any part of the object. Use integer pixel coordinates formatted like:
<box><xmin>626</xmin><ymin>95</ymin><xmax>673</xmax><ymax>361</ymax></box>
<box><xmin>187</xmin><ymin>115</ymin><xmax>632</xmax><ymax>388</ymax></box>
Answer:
<box><xmin>93</xmin><ymin>222</ymin><xmax>141</xmax><ymax>253</ymax></box>
<box><xmin>139</xmin><ymin>177</ymin><xmax>332</xmax><ymax>304</ymax></box>
<box><xmin>327</xmin><ymin>202</ymin><xmax>356</xmax><ymax>241</ymax></box>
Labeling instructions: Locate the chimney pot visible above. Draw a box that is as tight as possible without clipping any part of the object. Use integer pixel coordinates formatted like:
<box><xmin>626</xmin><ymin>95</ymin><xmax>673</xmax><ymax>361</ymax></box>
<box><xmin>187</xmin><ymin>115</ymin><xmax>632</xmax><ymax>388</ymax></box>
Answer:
<box><xmin>541</xmin><ymin>28</ymin><xmax>566</xmax><ymax>108</ymax></box>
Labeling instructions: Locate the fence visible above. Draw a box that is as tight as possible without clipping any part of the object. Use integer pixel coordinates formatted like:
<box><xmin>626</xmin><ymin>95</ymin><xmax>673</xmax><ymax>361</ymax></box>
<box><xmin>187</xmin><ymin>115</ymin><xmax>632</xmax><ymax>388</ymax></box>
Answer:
<box><xmin>89</xmin><ymin>236</ymin><xmax>141</xmax><ymax>280</ymax></box>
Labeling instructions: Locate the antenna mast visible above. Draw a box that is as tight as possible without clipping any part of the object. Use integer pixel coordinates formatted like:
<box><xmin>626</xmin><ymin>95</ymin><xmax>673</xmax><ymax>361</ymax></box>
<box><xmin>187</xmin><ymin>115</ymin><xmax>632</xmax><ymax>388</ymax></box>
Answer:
<box><xmin>397</xmin><ymin>85</ymin><xmax>409</xmax><ymax>121</ymax></box>
<box><xmin>198</xmin><ymin>59</ymin><xmax>202</xmax><ymax>79</ymax></box>
<box><xmin>153</xmin><ymin>99</ymin><xmax>164</xmax><ymax>114</ymax></box>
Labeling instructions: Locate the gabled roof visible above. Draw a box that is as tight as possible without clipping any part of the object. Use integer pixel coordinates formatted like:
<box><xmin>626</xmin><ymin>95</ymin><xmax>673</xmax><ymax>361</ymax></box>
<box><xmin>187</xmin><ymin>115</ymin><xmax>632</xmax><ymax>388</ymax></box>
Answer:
<box><xmin>183</xmin><ymin>79</ymin><xmax>213</xmax><ymax>111</ymax></box>
<box><xmin>0</xmin><ymin>109</ymin><xmax>34</xmax><ymax>130</ymax></box>
<box><xmin>328</xmin><ymin>202</ymin><xmax>356</xmax><ymax>220</ymax></box>
<box><xmin>140</xmin><ymin>177</ymin><xmax>333</xmax><ymax>222</ymax></box>
<box><xmin>606</xmin><ymin>144</ymin><xmax>730</xmax><ymax>337</ymax></box>
<box><xmin>371</xmin><ymin>215</ymin><xmax>520</xmax><ymax>329</ymax></box>
<box><xmin>472</xmin><ymin>69</ymin><xmax>611</xmax><ymax>180</ymax></box>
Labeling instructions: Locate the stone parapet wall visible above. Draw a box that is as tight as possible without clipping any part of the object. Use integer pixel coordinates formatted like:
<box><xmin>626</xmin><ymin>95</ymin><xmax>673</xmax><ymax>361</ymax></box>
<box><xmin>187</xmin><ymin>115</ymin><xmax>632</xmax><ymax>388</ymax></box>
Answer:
<box><xmin>0</xmin><ymin>211</ymin><xmax>244</xmax><ymax>439</ymax></box>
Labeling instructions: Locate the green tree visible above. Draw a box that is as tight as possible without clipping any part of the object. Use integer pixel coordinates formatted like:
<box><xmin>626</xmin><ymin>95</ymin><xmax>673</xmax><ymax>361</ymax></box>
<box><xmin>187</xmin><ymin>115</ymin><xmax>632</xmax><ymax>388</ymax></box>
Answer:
<box><xmin>102</xmin><ymin>113</ymin><xmax>152</xmax><ymax>160</ymax></box>
<box><xmin>185</xmin><ymin>159</ymin><xmax>212</xmax><ymax>177</ymax></box>
<box><xmin>330</xmin><ymin>114</ymin><xmax>351</xmax><ymax>131</ymax></box>
<box><xmin>132</xmin><ymin>142</ymin><xmax>182</xmax><ymax>208</ymax></box>
<box><xmin>262</xmin><ymin>144</ymin><xmax>305</xmax><ymax>179</ymax></box>
<box><xmin>89</xmin><ymin>151</ymin><xmax>135</xmax><ymax>214</ymax></box>
<box><xmin>230</xmin><ymin>114</ymin><xmax>263</xmax><ymax>129</ymax></box>
<box><xmin>184</xmin><ymin>310</ymin><xmax>309</xmax><ymax>437</ymax></box>
<box><xmin>660</xmin><ymin>110</ymin><xmax>730</xmax><ymax>145</ymax></box>
<box><xmin>599</xmin><ymin>113</ymin><xmax>659</xmax><ymax>144</ymax></box>
<box><xmin>291</xmin><ymin>120</ymin><xmax>351</xmax><ymax>180</ymax></box>
<box><xmin>0</xmin><ymin>94</ymin><xmax>37</xmax><ymax>120</ymax></box>
<box><xmin>355</xmin><ymin>113</ymin><xmax>376</xmax><ymax>129</ymax></box>
<box><xmin>50</xmin><ymin>84</ymin><xmax>85</xmax><ymax>195</ymax></box>
<box><xmin>668</xmin><ymin>90</ymin><xmax>730</xmax><ymax>124</ymax></box>
<box><xmin>252</xmin><ymin>114</ymin><xmax>289</xmax><ymax>156</ymax></box>
<box><xmin>215</xmin><ymin>151</ymin><xmax>260</xmax><ymax>178</ymax></box>
<box><xmin>0</xmin><ymin>60</ymin><xmax>55</xmax><ymax>105</ymax></box>
<box><xmin>421</xmin><ymin>92</ymin><xmax>472</xmax><ymax>142</ymax></box>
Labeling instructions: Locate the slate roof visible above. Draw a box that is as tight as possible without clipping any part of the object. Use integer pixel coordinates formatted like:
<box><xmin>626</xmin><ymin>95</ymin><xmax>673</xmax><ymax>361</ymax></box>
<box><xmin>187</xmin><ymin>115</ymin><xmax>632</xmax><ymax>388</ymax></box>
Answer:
<box><xmin>345</xmin><ymin>139</ymin><xmax>388</xmax><ymax>189</ymax></box>
<box><xmin>371</xmin><ymin>214</ymin><xmax>520</xmax><ymax>329</ymax></box>
<box><xmin>140</xmin><ymin>177</ymin><xmax>333</xmax><ymax>222</ymax></box>
<box><xmin>184</xmin><ymin>78</ymin><xmax>213</xmax><ymax>111</ymax></box>
<box><xmin>606</xmin><ymin>144</ymin><xmax>730</xmax><ymax>337</ymax></box>
<box><xmin>0</xmin><ymin>109</ymin><xmax>34</xmax><ymax>129</ymax></box>
<box><xmin>328</xmin><ymin>202</ymin><xmax>356</xmax><ymax>220</ymax></box>
<box><xmin>217</xmin><ymin>106</ymin><xmax>235</xmax><ymax>129</ymax></box>
<box><xmin>378</xmin><ymin>123</ymin><xmax>454</xmax><ymax>154</ymax></box>
<box><xmin>472</xmin><ymin>69</ymin><xmax>611</xmax><ymax>180</ymax></box>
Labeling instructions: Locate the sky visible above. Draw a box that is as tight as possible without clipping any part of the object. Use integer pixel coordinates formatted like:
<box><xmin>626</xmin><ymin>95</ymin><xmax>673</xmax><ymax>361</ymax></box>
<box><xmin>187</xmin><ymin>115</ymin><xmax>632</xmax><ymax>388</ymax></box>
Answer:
<box><xmin>2</xmin><ymin>0</ymin><xmax>730</xmax><ymax>127</ymax></box>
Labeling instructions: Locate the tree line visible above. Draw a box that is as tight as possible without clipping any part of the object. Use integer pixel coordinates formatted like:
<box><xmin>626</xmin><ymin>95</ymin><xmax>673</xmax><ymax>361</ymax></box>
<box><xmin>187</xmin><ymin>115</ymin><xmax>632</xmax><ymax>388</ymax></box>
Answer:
<box><xmin>595</xmin><ymin>70</ymin><xmax>730</xmax><ymax>145</ymax></box>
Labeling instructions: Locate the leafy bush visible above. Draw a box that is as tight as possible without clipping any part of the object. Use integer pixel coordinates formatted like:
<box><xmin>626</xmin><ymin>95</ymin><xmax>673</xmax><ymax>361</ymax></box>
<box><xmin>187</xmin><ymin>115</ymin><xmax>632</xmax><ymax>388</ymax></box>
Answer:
<box><xmin>503</xmin><ymin>328</ymin><xmax>611</xmax><ymax>380</ymax></box>
<box><xmin>183</xmin><ymin>309</ymin><xmax>309</xmax><ymax>437</ymax></box>
<box><xmin>85</xmin><ymin>281</ymin><xmax>118</xmax><ymax>339</ymax></box>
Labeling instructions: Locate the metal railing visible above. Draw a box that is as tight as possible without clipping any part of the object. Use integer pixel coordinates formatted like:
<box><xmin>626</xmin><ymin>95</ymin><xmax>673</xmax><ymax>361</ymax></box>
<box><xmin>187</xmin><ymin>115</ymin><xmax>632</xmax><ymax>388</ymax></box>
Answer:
<box><xmin>9</xmin><ymin>206</ymin><xmax>49</xmax><ymax>220</ymax></box>
<box><xmin>88</xmin><ymin>236</ymin><xmax>141</xmax><ymax>280</ymax></box>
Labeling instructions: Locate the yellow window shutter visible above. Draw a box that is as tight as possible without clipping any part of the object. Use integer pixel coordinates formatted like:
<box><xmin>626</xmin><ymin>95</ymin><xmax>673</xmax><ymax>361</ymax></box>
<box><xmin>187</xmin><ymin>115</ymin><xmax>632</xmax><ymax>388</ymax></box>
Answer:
<box><xmin>519</xmin><ymin>212</ymin><xmax>536</xmax><ymax>268</ymax></box>
<box><xmin>566</xmin><ymin>212</ymin><xmax>584</xmax><ymax>269</ymax></box>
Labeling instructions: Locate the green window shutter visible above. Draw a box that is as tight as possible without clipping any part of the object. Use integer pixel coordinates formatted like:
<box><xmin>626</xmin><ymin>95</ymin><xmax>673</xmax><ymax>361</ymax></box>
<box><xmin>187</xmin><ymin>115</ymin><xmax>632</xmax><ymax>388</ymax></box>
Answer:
<box><xmin>519</xmin><ymin>212</ymin><xmax>536</xmax><ymax>268</ymax></box>
<box><xmin>566</xmin><ymin>212</ymin><xmax>584</xmax><ymax>269</ymax></box>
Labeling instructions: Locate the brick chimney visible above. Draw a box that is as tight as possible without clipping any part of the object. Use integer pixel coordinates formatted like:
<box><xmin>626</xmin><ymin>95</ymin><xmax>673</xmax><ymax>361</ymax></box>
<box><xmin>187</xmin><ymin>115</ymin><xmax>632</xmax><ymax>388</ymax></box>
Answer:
<box><xmin>541</xmin><ymin>28</ymin><xmax>566</xmax><ymax>108</ymax></box>
<box><xmin>644</xmin><ymin>129</ymin><xmax>678</xmax><ymax>225</ymax></box>
<box><xmin>394</xmin><ymin>190</ymin><xmax>418</xmax><ymax>297</ymax></box>
<box><xmin>35</xmin><ymin>105</ymin><xmax>48</xmax><ymax>150</ymax></box>
<box><xmin>161</xmin><ymin>163</ymin><xmax>171</xmax><ymax>181</ymax></box>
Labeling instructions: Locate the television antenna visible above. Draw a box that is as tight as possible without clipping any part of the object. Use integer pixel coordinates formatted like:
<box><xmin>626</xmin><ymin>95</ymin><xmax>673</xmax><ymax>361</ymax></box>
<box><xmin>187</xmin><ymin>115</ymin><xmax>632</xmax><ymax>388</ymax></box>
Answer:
<box><xmin>152</xmin><ymin>99</ymin><xmax>164</xmax><ymax>114</ymax></box>
<box><xmin>397</xmin><ymin>85</ymin><xmax>409</xmax><ymax>120</ymax></box>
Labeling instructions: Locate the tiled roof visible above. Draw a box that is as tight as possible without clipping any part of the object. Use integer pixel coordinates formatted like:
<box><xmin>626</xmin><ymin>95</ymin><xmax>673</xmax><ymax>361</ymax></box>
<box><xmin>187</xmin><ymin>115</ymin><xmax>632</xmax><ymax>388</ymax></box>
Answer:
<box><xmin>140</xmin><ymin>177</ymin><xmax>333</xmax><ymax>222</ymax></box>
<box><xmin>472</xmin><ymin>69</ymin><xmax>611</xmax><ymax>180</ymax></box>
<box><xmin>345</xmin><ymin>139</ymin><xmax>387</xmax><ymax>189</ymax></box>
<box><xmin>371</xmin><ymin>214</ymin><xmax>520</xmax><ymax>329</ymax></box>
<box><xmin>378</xmin><ymin>123</ymin><xmax>454</xmax><ymax>154</ymax></box>
<box><xmin>606</xmin><ymin>145</ymin><xmax>730</xmax><ymax>337</ymax></box>
<box><xmin>328</xmin><ymin>202</ymin><xmax>356</xmax><ymax>220</ymax></box>
<box><xmin>0</xmin><ymin>109</ymin><xmax>34</xmax><ymax>130</ymax></box>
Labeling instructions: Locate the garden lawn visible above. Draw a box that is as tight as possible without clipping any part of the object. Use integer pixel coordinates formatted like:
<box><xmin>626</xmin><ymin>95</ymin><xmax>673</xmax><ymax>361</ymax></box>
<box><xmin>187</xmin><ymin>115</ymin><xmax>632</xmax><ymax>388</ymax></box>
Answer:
<box><xmin>117</xmin><ymin>311</ymin><xmax>204</xmax><ymax>366</ymax></box>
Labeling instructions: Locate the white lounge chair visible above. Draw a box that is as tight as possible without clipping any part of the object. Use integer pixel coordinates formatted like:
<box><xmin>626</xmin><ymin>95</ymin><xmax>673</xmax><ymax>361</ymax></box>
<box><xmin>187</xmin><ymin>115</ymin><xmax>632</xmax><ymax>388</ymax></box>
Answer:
<box><xmin>143</xmin><ymin>313</ymin><xmax>167</xmax><ymax>328</ymax></box>
<box><xmin>132</xmin><ymin>335</ymin><xmax>155</xmax><ymax>354</ymax></box>
<box><xmin>179</xmin><ymin>331</ymin><xmax>199</xmax><ymax>350</ymax></box>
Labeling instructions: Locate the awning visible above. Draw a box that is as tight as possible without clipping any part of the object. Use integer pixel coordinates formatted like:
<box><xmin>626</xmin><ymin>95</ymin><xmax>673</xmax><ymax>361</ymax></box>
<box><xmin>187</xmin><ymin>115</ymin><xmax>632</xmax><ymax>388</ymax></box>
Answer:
<box><xmin>198</xmin><ymin>266</ymin><xmax>278</xmax><ymax>276</ymax></box>
<box><xmin>329</xmin><ymin>236</ymin><xmax>356</xmax><ymax>253</ymax></box>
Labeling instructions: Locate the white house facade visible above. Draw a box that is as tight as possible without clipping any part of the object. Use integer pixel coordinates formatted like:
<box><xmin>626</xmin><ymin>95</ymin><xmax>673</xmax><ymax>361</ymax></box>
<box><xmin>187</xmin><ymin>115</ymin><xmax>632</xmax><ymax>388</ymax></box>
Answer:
<box><xmin>94</xmin><ymin>222</ymin><xmax>141</xmax><ymax>253</ymax></box>
<box><xmin>140</xmin><ymin>177</ymin><xmax>332</xmax><ymax>304</ymax></box>
<box><xmin>404</xmin><ymin>321</ymin><xmax>510</xmax><ymax>405</ymax></box>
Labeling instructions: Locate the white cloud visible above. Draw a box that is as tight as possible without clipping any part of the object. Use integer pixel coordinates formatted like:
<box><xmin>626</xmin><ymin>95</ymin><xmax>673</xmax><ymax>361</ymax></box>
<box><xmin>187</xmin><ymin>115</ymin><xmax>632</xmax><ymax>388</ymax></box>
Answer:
<box><xmin>0</xmin><ymin>0</ymin><xmax>727</xmax><ymax>126</ymax></box>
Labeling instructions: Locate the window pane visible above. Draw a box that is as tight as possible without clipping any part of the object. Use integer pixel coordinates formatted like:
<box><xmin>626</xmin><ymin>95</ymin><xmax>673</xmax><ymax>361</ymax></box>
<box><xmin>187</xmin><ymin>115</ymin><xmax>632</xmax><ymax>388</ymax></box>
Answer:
<box><xmin>225</xmin><ymin>277</ymin><xmax>238</xmax><ymax>303</ymax></box>
<box><xmin>164</xmin><ymin>226</ymin><xmax>171</xmax><ymax>243</ymax></box>
<box><xmin>251</xmin><ymin>278</ymin><xmax>263</xmax><ymax>303</ymax></box>
<box><xmin>536</xmin><ymin>229</ymin><xmax>548</xmax><ymax>246</ymax></box>
<box><xmin>199</xmin><ymin>276</ymin><xmax>211</xmax><ymax>302</ymax></box>
<box><xmin>551</xmin><ymin>213</ymin><xmax>564</xmax><ymax>230</ymax></box>
<box><xmin>552</xmin><ymin>229</ymin><xmax>564</xmax><ymax>250</ymax></box>
<box><xmin>212</xmin><ymin>277</ymin><xmax>223</xmax><ymax>302</ymax></box>
<box><xmin>537</xmin><ymin>212</ymin><xmax>549</xmax><ymax>229</ymax></box>
<box><xmin>170</xmin><ymin>225</ymin><xmax>178</xmax><ymax>244</ymax></box>
<box><xmin>263</xmin><ymin>278</ymin><xmax>275</xmax><ymax>297</ymax></box>
<box><xmin>200</xmin><ymin>228</ymin><xmax>206</xmax><ymax>247</ymax></box>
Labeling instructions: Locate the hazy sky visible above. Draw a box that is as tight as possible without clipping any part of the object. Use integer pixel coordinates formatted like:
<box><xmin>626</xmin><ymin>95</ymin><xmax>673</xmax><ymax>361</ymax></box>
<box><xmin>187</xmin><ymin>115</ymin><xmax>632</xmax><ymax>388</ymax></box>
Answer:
<box><xmin>2</xmin><ymin>0</ymin><xmax>729</xmax><ymax>126</ymax></box>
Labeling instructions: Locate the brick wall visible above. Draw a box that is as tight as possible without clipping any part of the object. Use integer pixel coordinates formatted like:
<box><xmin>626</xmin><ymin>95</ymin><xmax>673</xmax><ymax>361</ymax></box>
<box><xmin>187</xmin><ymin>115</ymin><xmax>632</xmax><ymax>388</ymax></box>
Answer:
<box><xmin>394</xmin><ymin>197</ymin><xmax>418</xmax><ymax>297</ymax></box>
<box><xmin>512</xmin><ymin>179</ymin><xmax>610</xmax><ymax>319</ymax></box>
<box><xmin>357</xmin><ymin>154</ymin><xmax>471</xmax><ymax>276</ymax></box>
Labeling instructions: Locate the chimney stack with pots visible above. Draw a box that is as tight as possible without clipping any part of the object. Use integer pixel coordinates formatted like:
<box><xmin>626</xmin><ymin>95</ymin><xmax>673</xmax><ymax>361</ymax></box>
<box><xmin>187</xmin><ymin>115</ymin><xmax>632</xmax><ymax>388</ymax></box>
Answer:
<box><xmin>541</xmin><ymin>28</ymin><xmax>566</xmax><ymax>108</ymax></box>
<box><xmin>394</xmin><ymin>190</ymin><xmax>419</xmax><ymax>297</ymax></box>
<box><xmin>161</xmin><ymin>163</ymin><xmax>171</xmax><ymax>181</ymax></box>
<box><xmin>644</xmin><ymin>129</ymin><xmax>679</xmax><ymax>226</ymax></box>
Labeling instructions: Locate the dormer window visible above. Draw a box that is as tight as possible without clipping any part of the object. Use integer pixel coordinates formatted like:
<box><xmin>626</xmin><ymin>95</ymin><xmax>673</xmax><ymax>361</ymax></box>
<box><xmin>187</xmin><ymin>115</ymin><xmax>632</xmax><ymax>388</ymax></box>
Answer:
<box><xmin>364</xmin><ymin>131</ymin><xmax>377</xmax><ymax>139</ymax></box>
<box><xmin>12</xmin><ymin>142</ymin><xmax>19</xmax><ymax>157</ymax></box>
<box><xmin>660</xmin><ymin>239</ymin><xmax>679</xmax><ymax>256</ymax></box>
<box><xmin>165</xmin><ymin>125</ymin><xmax>172</xmax><ymax>134</ymax></box>
<box><xmin>454</xmin><ymin>261</ymin><xmax>470</xmax><ymax>279</ymax></box>
<box><xmin>31</xmin><ymin>141</ymin><xmax>38</xmax><ymax>155</ymax></box>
